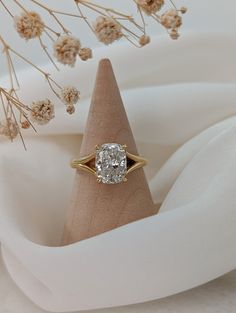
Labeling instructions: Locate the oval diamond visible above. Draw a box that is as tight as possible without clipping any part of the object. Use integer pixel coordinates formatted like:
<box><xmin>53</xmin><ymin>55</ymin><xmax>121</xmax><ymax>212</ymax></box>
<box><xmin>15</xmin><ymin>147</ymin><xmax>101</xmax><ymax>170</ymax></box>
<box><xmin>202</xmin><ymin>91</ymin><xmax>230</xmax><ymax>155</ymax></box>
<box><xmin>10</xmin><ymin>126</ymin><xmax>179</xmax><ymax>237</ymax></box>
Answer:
<box><xmin>96</xmin><ymin>143</ymin><xmax>127</xmax><ymax>184</ymax></box>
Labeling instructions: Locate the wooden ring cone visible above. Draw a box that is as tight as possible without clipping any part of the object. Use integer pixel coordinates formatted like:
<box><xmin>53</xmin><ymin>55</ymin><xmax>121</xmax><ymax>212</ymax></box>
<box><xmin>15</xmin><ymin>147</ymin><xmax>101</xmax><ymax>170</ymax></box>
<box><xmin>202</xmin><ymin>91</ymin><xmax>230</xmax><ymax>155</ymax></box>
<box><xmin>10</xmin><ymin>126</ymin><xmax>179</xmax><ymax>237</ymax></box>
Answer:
<box><xmin>61</xmin><ymin>59</ymin><xmax>157</xmax><ymax>245</ymax></box>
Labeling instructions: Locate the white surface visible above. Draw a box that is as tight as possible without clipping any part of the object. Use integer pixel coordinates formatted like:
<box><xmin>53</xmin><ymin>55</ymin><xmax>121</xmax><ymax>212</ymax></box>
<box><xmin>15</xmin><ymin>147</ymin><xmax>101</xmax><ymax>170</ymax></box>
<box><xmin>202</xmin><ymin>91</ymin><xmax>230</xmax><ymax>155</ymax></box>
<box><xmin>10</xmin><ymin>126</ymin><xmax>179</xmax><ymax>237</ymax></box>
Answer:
<box><xmin>1</xmin><ymin>1</ymin><xmax>236</xmax><ymax>312</ymax></box>
<box><xmin>1</xmin><ymin>250</ymin><xmax>236</xmax><ymax>313</ymax></box>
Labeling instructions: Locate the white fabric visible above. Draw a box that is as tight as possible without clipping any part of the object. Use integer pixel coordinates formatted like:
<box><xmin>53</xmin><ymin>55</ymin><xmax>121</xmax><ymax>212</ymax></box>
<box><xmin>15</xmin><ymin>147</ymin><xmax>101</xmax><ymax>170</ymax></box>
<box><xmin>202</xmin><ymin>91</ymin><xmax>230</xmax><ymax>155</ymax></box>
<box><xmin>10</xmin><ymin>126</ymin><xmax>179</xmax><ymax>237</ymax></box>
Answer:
<box><xmin>1</xmin><ymin>31</ymin><xmax>236</xmax><ymax>312</ymax></box>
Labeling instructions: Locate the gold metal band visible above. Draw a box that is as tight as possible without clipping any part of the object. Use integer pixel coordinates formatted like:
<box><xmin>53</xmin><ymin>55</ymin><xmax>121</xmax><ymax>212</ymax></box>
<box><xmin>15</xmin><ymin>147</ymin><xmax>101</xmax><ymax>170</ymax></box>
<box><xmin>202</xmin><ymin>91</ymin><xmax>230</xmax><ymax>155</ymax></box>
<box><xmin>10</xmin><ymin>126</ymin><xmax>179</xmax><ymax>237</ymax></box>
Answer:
<box><xmin>71</xmin><ymin>144</ymin><xmax>147</xmax><ymax>182</ymax></box>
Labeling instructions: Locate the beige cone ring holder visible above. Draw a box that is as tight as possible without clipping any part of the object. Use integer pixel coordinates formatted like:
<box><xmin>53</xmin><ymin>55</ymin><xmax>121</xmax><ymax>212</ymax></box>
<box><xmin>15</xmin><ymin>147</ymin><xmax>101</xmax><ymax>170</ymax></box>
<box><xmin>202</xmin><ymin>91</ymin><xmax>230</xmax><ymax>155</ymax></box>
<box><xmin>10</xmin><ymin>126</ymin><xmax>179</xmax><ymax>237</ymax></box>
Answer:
<box><xmin>61</xmin><ymin>59</ymin><xmax>156</xmax><ymax>244</ymax></box>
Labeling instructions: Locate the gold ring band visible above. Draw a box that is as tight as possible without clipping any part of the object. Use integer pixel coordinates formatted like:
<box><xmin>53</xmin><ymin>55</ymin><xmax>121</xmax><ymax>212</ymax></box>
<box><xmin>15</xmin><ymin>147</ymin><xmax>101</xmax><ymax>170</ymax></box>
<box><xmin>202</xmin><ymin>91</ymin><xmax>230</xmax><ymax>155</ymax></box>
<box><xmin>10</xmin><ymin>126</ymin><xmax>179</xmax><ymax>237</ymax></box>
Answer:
<box><xmin>71</xmin><ymin>143</ymin><xmax>147</xmax><ymax>184</ymax></box>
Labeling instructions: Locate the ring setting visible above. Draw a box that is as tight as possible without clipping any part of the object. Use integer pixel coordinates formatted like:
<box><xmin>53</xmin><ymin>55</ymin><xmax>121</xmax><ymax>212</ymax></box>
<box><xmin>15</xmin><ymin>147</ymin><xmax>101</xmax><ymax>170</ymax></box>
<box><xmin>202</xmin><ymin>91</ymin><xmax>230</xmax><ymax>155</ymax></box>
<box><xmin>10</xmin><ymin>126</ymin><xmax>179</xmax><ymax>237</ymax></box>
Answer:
<box><xmin>71</xmin><ymin>143</ymin><xmax>147</xmax><ymax>184</ymax></box>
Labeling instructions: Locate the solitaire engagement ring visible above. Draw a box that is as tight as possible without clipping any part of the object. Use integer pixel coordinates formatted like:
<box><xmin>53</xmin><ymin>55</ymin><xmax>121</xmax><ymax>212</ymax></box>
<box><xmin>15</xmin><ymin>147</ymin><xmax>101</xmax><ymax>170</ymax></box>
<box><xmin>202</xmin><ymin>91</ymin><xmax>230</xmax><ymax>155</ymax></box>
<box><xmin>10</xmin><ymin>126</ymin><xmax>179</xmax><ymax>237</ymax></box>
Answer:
<box><xmin>70</xmin><ymin>143</ymin><xmax>147</xmax><ymax>184</ymax></box>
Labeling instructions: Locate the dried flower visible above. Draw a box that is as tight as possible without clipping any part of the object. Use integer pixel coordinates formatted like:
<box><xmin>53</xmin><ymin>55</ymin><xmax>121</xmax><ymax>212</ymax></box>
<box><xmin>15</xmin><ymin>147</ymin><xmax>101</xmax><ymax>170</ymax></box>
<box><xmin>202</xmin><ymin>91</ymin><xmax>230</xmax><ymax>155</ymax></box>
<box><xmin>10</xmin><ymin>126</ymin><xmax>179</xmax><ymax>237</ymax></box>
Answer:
<box><xmin>160</xmin><ymin>9</ymin><xmax>182</xmax><ymax>29</ymax></box>
<box><xmin>21</xmin><ymin>119</ymin><xmax>31</xmax><ymax>129</ymax></box>
<box><xmin>139</xmin><ymin>34</ymin><xmax>150</xmax><ymax>46</ymax></box>
<box><xmin>53</xmin><ymin>35</ymin><xmax>81</xmax><ymax>66</ymax></box>
<box><xmin>78</xmin><ymin>47</ymin><xmax>92</xmax><ymax>61</ymax></box>
<box><xmin>180</xmin><ymin>6</ymin><xmax>187</xmax><ymax>14</ymax></box>
<box><xmin>30</xmin><ymin>99</ymin><xmax>54</xmax><ymax>125</ymax></box>
<box><xmin>60</xmin><ymin>86</ymin><xmax>80</xmax><ymax>105</ymax></box>
<box><xmin>169</xmin><ymin>29</ymin><xmax>179</xmax><ymax>40</ymax></box>
<box><xmin>0</xmin><ymin>118</ymin><xmax>19</xmax><ymax>139</ymax></box>
<box><xmin>93</xmin><ymin>16</ymin><xmax>123</xmax><ymax>45</ymax></box>
<box><xmin>14</xmin><ymin>11</ymin><xmax>44</xmax><ymax>40</ymax></box>
<box><xmin>66</xmin><ymin>104</ymin><xmax>75</xmax><ymax>115</ymax></box>
<box><xmin>136</xmin><ymin>0</ymin><xmax>164</xmax><ymax>15</ymax></box>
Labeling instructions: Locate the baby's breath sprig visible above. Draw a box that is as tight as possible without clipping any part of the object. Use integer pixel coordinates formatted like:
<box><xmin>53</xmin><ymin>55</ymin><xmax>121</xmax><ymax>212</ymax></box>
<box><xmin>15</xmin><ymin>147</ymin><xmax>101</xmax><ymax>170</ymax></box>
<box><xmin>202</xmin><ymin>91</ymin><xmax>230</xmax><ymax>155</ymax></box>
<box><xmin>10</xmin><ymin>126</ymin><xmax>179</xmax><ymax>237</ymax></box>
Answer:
<box><xmin>0</xmin><ymin>0</ymin><xmax>187</xmax><ymax>148</ymax></box>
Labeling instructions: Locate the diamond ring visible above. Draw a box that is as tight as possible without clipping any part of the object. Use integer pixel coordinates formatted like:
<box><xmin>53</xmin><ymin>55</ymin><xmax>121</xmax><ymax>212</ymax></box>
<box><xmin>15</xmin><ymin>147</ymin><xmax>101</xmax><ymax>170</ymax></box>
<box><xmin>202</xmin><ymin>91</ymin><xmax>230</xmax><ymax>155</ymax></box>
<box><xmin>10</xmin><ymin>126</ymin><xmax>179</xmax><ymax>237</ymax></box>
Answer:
<box><xmin>70</xmin><ymin>143</ymin><xmax>147</xmax><ymax>184</ymax></box>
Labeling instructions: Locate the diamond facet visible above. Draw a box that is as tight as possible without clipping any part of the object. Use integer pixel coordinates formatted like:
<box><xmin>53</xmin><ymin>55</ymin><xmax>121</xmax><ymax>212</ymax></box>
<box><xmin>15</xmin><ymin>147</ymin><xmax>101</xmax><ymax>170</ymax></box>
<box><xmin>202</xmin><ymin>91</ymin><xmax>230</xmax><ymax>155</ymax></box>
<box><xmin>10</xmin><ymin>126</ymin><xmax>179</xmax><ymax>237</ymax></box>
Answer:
<box><xmin>95</xmin><ymin>143</ymin><xmax>127</xmax><ymax>184</ymax></box>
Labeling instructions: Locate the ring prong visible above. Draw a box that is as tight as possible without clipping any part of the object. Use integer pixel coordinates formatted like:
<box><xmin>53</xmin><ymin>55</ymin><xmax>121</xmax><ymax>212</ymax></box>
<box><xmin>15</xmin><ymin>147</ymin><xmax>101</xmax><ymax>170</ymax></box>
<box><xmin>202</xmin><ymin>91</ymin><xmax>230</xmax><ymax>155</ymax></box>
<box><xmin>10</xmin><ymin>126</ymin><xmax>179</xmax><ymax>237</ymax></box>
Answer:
<box><xmin>95</xmin><ymin>145</ymin><xmax>100</xmax><ymax>150</ymax></box>
<box><xmin>122</xmin><ymin>144</ymin><xmax>127</xmax><ymax>150</ymax></box>
<box><xmin>70</xmin><ymin>159</ymin><xmax>77</xmax><ymax>168</ymax></box>
<box><xmin>123</xmin><ymin>177</ymin><xmax>128</xmax><ymax>182</ymax></box>
<box><xmin>97</xmin><ymin>177</ymin><xmax>102</xmax><ymax>183</ymax></box>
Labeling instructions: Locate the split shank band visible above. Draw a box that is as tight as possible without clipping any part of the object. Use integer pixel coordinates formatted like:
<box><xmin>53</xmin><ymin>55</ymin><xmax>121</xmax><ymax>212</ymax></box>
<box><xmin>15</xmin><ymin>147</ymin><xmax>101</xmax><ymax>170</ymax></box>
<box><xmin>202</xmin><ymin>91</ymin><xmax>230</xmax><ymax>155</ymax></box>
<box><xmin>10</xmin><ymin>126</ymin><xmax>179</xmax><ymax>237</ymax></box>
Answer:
<box><xmin>70</xmin><ymin>143</ymin><xmax>147</xmax><ymax>184</ymax></box>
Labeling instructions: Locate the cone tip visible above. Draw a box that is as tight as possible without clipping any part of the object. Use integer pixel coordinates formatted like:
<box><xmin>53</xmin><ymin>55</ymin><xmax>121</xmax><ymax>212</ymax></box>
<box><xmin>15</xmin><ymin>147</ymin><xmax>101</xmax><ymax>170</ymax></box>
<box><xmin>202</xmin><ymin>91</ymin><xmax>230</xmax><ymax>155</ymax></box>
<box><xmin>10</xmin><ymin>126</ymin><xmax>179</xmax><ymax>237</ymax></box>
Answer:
<box><xmin>99</xmin><ymin>58</ymin><xmax>112</xmax><ymax>67</ymax></box>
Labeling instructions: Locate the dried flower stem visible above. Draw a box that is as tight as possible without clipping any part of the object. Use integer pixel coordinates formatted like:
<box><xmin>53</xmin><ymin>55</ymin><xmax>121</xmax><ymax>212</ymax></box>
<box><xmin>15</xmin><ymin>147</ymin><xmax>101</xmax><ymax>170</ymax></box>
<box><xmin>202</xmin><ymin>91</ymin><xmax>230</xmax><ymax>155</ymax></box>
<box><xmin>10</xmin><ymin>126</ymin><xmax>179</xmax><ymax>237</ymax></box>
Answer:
<box><xmin>0</xmin><ymin>0</ymin><xmax>13</xmax><ymax>17</ymax></box>
<box><xmin>30</xmin><ymin>0</ymin><xmax>83</xmax><ymax>19</ymax></box>
<box><xmin>75</xmin><ymin>2</ymin><xmax>95</xmax><ymax>35</ymax></box>
<box><xmin>38</xmin><ymin>36</ymin><xmax>59</xmax><ymax>70</ymax></box>
<box><xmin>29</xmin><ymin>0</ymin><xmax>70</xmax><ymax>34</ymax></box>
<box><xmin>13</xmin><ymin>0</ymin><xmax>28</xmax><ymax>14</ymax></box>
<box><xmin>0</xmin><ymin>35</ymin><xmax>61</xmax><ymax>95</ymax></box>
